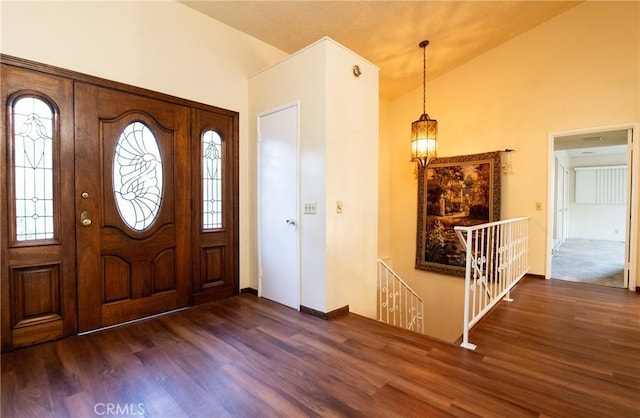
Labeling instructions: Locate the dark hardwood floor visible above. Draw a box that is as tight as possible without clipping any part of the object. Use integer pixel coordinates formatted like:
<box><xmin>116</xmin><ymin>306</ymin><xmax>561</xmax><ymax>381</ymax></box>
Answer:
<box><xmin>2</xmin><ymin>276</ymin><xmax>639</xmax><ymax>417</ymax></box>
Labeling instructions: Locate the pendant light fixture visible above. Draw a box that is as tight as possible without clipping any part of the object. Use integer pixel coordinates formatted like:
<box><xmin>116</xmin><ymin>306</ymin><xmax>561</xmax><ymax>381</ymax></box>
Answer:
<box><xmin>411</xmin><ymin>40</ymin><xmax>438</xmax><ymax>169</ymax></box>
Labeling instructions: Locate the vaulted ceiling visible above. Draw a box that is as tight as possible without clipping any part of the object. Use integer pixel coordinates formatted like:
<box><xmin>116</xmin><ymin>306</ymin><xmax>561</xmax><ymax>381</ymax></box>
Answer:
<box><xmin>179</xmin><ymin>1</ymin><xmax>581</xmax><ymax>100</ymax></box>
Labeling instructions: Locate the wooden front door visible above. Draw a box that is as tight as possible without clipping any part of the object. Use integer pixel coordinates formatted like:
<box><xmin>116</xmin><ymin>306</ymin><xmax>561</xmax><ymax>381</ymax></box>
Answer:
<box><xmin>74</xmin><ymin>83</ymin><xmax>191</xmax><ymax>332</ymax></box>
<box><xmin>2</xmin><ymin>56</ymin><xmax>239</xmax><ymax>350</ymax></box>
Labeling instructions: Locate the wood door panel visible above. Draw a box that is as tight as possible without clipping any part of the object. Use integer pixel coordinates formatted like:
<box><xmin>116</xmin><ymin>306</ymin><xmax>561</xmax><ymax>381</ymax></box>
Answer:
<box><xmin>1</xmin><ymin>64</ymin><xmax>76</xmax><ymax>351</ymax></box>
<box><xmin>100</xmin><ymin>225</ymin><xmax>176</xmax><ymax>253</ymax></box>
<box><xmin>102</xmin><ymin>255</ymin><xmax>131</xmax><ymax>302</ymax></box>
<box><xmin>191</xmin><ymin>108</ymin><xmax>239</xmax><ymax>304</ymax></box>
<box><xmin>98</xmin><ymin>88</ymin><xmax>179</xmax><ymax>130</ymax></box>
<box><xmin>10</xmin><ymin>264</ymin><xmax>62</xmax><ymax>327</ymax></box>
<box><xmin>76</xmin><ymin>82</ymin><xmax>190</xmax><ymax>332</ymax></box>
<box><xmin>74</xmin><ymin>83</ymin><xmax>102</xmax><ymax>332</ymax></box>
<box><xmin>152</xmin><ymin>248</ymin><xmax>176</xmax><ymax>292</ymax></box>
<box><xmin>100</xmin><ymin>291</ymin><xmax>179</xmax><ymax>326</ymax></box>
<box><xmin>201</xmin><ymin>245</ymin><xmax>226</xmax><ymax>289</ymax></box>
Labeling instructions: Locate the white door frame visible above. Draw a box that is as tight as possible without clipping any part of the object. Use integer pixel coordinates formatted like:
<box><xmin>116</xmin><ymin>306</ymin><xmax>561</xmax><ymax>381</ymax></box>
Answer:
<box><xmin>552</xmin><ymin>158</ymin><xmax>569</xmax><ymax>251</ymax></box>
<box><xmin>546</xmin><ymin>123</ymin><xmax>639</xmax><ymax>291</ymax></box>
<box><xmin>256</xmin><ymin>101</ymin><xmax>301</xmax><ymax>308</ymax></box>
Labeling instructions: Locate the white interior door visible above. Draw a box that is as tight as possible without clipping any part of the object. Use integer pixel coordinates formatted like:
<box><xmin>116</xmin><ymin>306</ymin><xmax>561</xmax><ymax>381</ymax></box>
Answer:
<box><xmin>257</xmin><ymin>103</ymin><xmax>300</xmax><ymax>309</ymax></box>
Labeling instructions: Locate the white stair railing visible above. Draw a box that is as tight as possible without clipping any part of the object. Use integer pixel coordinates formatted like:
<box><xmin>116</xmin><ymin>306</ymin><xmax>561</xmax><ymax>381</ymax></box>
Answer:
<box><xmin>455</xmin><ymin>217</ymin><xmax>530</xmax><ymax>350</ymax></box>
<box><xmin>377</xmin><ymin>260</ymin><xmax>424</xmax><ymax>333</ymax></box>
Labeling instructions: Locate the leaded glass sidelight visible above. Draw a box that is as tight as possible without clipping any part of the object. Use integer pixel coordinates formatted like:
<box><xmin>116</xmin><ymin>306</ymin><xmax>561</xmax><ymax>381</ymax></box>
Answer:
<box><xmin>13</xmin><ymin>97</ymin><xmax>55</xmax><ymax>241</ymax></box>
<box><xmin>202</xmin><ymin>130</ymin><xmax>223</xmax><ymax>229</ymax></box>
<box><xmin>113</xmin><ymin>121</ymin><xmax>163</xmax><ymax>231</ymax></box>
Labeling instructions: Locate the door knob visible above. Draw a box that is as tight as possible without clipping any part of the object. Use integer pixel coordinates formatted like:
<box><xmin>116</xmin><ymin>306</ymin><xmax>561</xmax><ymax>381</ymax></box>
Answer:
<box><xmin>285</xmin><ymin>219</ymin><xmax>296</xmax><ymax>226</ymax></box>
<box><xmin>80</xmin><ymin>211</ymin><xmax>92</xmax><ymax>226</ymax></box>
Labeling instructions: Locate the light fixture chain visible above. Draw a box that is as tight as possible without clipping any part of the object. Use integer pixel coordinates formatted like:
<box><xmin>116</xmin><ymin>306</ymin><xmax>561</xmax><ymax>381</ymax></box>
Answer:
<box><xmin>410</xmin><ymin>39</ymin><xmax>437</xmax><ymax>168</ymax></box>
<box><xmin>423</xmin><ymin>42</ymin><xmax>427</xmax><ymax>115</ymax></box>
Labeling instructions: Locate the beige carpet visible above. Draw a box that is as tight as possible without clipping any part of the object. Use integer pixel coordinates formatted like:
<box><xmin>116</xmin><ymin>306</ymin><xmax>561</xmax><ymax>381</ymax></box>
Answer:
<box><xmin>551</xmin><ymin>239</ymin><xmax>625</xmax><ymax>288</ymax></box>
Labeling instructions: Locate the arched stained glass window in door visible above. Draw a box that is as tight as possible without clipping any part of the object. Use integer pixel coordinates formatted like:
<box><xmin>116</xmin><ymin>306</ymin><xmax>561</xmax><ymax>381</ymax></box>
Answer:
<box><xmin>13</xmin><ymin>96</ymin><xmax>55</xmax><ymax>241</ymax></box>
<box><xmin>202</xmin><ymin>129</ymin><xmax>223</xmax><ymax>229</ymax></box>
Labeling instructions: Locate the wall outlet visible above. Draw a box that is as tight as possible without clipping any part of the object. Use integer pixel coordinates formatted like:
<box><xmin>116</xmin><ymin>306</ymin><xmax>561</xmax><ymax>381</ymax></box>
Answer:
<box><xmin>304</xmin><ymin>202</ymin><xmax>317</xmax><ymax>214</ymax></box>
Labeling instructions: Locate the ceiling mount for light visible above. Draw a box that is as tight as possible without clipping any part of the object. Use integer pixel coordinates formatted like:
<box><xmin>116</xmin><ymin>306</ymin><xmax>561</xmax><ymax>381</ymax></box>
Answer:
<box><xmin>410</xmin><ymin>40</ymin><xmax>438</xmax><ymax>169</ymax></box>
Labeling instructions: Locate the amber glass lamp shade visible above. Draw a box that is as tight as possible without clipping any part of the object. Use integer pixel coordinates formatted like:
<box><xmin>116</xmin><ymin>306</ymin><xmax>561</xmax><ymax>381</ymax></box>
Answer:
<box><xmin>410</xmin><ymin>113</ymin><xmax>438</xmax><ymax>168</ymax></box>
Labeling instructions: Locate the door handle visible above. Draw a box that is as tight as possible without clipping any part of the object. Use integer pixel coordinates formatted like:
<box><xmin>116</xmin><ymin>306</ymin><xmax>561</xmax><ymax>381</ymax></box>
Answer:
<box><xmin>285</xmin><ymin>219</ymin><xmax>296</xmax><ymax>226</ymax></box>
<box><xmin>80</xmin><ymin>211</ymin><xmax>92</xmax><ymax>226</ymax></box>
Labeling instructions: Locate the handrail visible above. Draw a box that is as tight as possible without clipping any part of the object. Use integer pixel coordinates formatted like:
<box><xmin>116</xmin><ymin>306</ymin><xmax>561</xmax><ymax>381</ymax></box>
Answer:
<box><xmin>455</xmin><ymin>216</ymin><xmax>529</xmax><ymax>231</ymax></box>
<box><xmin>377</xmin><ymin>259</ymin><xmax>424</xmax><ymax>333</ymax></box>
<box><xmin>455</xmin><ymin>217</ymin><xmax>529</xmax><ymax>350</ymax></box>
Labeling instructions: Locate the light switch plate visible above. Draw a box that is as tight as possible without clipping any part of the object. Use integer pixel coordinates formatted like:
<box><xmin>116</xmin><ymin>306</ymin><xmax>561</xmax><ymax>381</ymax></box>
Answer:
<box><xmin>304</xmin><ymin>202</ymin><xmax>317</xmax><ymax>214</ymax></box>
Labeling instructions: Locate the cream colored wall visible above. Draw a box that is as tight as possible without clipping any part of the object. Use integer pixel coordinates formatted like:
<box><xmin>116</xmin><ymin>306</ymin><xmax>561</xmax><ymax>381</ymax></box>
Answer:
<box><xmin>0</xmin><ymin>1</ymin><xmax>287</xmax><ymax>291</ymax></box>
<box><xmin>381</xmin><ymin>1</ymin><xmax>640</xmax><ymax>342</ymax></box>
<box><xmin>378</xmin><ymin>99</ymin><xmax>392</xmax><ymax>262</ymax></box>
<box><xmin>325</xmin><ymin>41</ymin><xmax>379</xmax><ymax>317</ymax></box>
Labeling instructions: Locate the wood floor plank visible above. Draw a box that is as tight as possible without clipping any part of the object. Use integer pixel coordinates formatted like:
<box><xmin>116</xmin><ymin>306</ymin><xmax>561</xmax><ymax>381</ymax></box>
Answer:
<box><xmin>135</xmin><ymin>345</ymin><xmax>231</xmax><ymax>417</ymax></box>
<box><xmin>61</xmin><ymin>391</ymin><xmax>100</xmax><ymax>418</ymax></box>
<box><xmin>220</xmin><ymin>361</ymin><xmax>317</xmax><ymax>417</ymax></box>
<box><xmin>371</xmin><ymin>383</ymin><xmax>454</xmax><ymax>417</ymax></box>
<box><xmin>2</xmin><ymin>276</ymin><xmax>639</xmax><ymax>417</ymax></box>
<box><xmin>176</xmin><ymin>351</ymin><xmax>280</xmax><ymax>417</ymax></box>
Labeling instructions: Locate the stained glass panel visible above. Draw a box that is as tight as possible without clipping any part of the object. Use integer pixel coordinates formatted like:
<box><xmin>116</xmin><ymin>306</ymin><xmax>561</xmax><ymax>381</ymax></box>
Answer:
<box><xmin>13</xmin><ymin>97</ymin><xmax>55</xmax><ymax>241</ymax></box>
<box><xmin>113</xmin><ymin>121</ymin><xmax>163</xmax><ymax>231</ymax></box>
<box><xmin>202</xmin><ymin>130</ymin><xmax>223</xmax><ymax>229</ymax></box>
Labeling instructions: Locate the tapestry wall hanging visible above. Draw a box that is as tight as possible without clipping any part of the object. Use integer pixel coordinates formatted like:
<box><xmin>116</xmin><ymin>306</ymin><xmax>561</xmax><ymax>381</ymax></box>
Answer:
<box><xmin>415</xmin><ymin>151</ymin><xmax>501</xmax><ymax>276</ymax></box>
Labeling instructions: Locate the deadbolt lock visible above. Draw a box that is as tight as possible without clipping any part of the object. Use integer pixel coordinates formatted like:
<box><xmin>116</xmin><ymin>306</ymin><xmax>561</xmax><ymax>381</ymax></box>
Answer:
<box><xmin>80</xmin><ymin>211</ymin><xmax>92</xmax><ymax>226</ymax></box>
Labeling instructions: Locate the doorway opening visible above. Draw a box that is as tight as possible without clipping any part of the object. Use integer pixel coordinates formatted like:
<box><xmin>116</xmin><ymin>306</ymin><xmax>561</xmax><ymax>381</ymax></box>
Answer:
<box><xmin>547</xmin><ymin>125</ymin><xmax>638</xmax><ymax>290</ymax></box>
